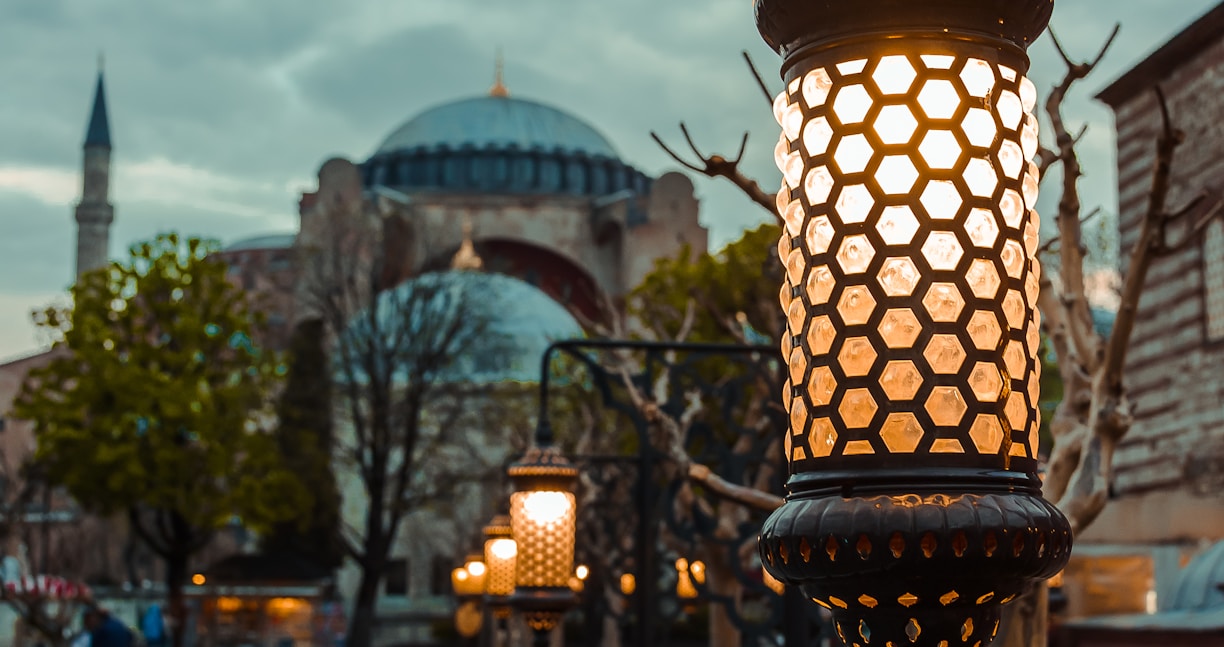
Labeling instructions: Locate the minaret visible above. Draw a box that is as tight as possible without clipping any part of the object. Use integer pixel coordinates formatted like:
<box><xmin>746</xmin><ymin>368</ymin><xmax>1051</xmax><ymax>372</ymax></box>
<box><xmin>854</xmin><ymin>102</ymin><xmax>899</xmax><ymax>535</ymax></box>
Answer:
<box><xmin>74</xmin><ymin>57</ymin><xmax>114</xmax><ymax>279</ymax></box>
<box><xmin>489</xmin><ymin>48</ymin><xmax>509</xmax><ymax>98</ymax></box>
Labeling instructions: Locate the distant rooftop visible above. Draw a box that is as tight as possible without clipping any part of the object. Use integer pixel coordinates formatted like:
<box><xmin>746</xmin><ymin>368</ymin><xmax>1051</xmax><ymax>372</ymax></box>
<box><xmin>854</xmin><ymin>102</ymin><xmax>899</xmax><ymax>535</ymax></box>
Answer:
<box><xmin>223</xmin><ymin>233</ymin><xmax>296</xmax><ymax>253</ymax></box>
<box><xmin>1097</xmin><ymin>2</ymin><xmax>1224</xmax><ymax>106</ymax></box>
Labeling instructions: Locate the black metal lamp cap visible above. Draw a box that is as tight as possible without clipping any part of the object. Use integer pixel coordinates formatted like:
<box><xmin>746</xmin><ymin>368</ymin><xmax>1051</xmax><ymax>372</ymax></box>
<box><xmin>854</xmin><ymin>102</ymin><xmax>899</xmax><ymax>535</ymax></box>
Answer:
<box><xmin>755</xmin><ymin>0</ymin><xmax>1055</xmax><ymax>59</ymax></box>
<box><xmin>508</xmin><ymin>445</ymin><xmax>579</xmax><ymax>490</ymax></box>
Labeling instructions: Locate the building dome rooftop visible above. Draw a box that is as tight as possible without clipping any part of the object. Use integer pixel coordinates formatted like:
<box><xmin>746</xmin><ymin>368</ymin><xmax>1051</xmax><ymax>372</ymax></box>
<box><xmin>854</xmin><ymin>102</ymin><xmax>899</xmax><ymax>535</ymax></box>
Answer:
<box><xmin>376</xmin><ymin>95</ymin><xmax>619</xmax><ymax>160</ymax></box>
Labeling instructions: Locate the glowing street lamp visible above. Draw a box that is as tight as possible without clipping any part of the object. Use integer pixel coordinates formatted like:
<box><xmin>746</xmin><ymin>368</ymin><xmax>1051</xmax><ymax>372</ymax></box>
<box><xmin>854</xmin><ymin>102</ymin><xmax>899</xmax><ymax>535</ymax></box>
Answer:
<box><xmin>508</xmin><ymin>444</ymin><xmax>579</xmax><ymax>636</ymax></box>
<box><xmin>754</xmin><ymin>1</ymin><xmax>1072</xmax><ymax>644</ymax></box>
<box><xmin>483</xmin><ymin>514</ymin><xmax>517</xmax><ymax>618</ymax></box>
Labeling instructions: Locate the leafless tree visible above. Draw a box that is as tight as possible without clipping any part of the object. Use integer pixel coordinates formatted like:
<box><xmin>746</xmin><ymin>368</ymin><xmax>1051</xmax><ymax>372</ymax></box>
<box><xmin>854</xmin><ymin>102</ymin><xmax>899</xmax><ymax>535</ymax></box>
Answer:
<box><xmin>297</xmin><ymin>192</ymin><xmax>522</xmax><ymax>647</ymax></box>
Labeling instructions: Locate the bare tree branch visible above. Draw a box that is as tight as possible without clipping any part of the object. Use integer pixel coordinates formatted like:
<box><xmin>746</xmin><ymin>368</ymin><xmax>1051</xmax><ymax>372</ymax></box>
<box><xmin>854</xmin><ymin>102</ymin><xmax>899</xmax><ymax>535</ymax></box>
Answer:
<box><xmin>652</xmin><ymin>125</ymin><xmax>781</xmax><ymax>223</ymax></box>
<box><xmin>742</xmin><ymin>50</ymin><xmax>775</xmax><ymax>108</ymax></box>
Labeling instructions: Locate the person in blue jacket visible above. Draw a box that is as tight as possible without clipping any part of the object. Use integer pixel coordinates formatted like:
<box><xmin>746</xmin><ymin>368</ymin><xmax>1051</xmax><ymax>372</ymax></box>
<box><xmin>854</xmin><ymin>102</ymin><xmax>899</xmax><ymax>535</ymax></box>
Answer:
<box><xmin>83</xmin><ymin>607</ymin><xmax>134</xmax><ymax>647</ymax></box>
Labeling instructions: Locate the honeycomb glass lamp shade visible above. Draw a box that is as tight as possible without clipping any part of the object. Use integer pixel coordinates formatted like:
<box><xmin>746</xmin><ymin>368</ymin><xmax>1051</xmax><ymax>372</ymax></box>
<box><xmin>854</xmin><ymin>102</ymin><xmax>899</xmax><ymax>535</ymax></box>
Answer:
<box><xmin>508</xmin><ymin>445</ymin><xmax>579</xmax><ymax>632</ymax></box>
<box><xmin>483</xmin><ymin>515</ymin><xmax>517</xmax><ymax>617</ymax></box>
<box><xmin>754</xmin><ymin>1</ymin><xmax>1071</xmax><ymax>645</ymax></box>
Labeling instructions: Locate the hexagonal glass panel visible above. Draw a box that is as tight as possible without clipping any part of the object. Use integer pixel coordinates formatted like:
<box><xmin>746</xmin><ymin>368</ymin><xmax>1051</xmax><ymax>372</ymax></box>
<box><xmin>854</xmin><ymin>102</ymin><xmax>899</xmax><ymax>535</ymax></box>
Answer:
<box><xmin>804</xmin><ymin>68</ymin><xmax>834</xmax><ymax>108</ymax></box>
<box><xmin>838</xmin><ymin>388</ymin><xmax>878</xmax><ymax>429</ymax></box>
<box><xmin>836</xmin><ymin>234</ymin><xmax>876</xmax><ymax>274</ymax></box>
<box><xmin>834</xmin><ymin>134</ymin><xmax>874</xmax><ymax>174</ymax></box>
<box><xmin>837</xmin><ymin>285</ymin><xmax>877</xmax><ymax>326</ymax></box>
<box><xmin>960</xmin><ymin>58</ymin><xmax>996</xmax><ymax>98</ymax></box>
<box><xmin>969</xmin><ymin>414</ymin><xmax>1005</xmax><ymax>454</ymax></box>
<box><xmin>965</xmin><ymin>208</ymin><xmax>1000</xmax><ymax>248</ymax></box>
<box><xmin>835</xmin><ymin>185</ymin><xmax>875</xmax><ymax>224</ymax></box>
<box><xmin>966</xmin><ymin>259</ymin><xmax>1002</xmax><ymax>299</ymax></box>
<box><xmin>999</xmin><ymin>139</ymin><xmax>1025</xmax><ymax>180</ymax></box>
<box><xmin>876</xmin><ymin>156</ymin><xmax>920</xmax><ymax>195</ymax></box>
<box><xmin>968</xmin><ymin>310</ymin><xmax>1003</xmax><ymax>351</ymax></box>
<box><xmin>878</xmin><ymin>257</ymin><xmax>921</xmax><ymax>297</ymax></box>
<box><xmin>926</xmin><ymin>386</ymin><xmax>969</xmax><ymax>426</ymax></box>
<box><xmin>1005</xmin><ymin>392</ymin><xmax>1028</xmax><ymax>436</ymax></box>
<box><xmin>1023</xmin><ymin>166</ymin><xmax>1040</xmax><ymax>211</ymax></box>
<box><xmin>920</xmin><ymin>181</ymin><xmax>962</xmax><ymax>220</ymax></box>
<box><xmin>874</xmin><ymin>105</ymin><xmax>919</xmax><ymax>145</ymax></box>
<box><xmin>789</xmin><ymin>347</ymin><xmax>807</xmax><ymax>386</ymax></box>
<box><xmin>998</xmin><ymin>65</ymin><xmax>1018</xmax><ymax>82</ymax></box>
<box><xmin>1027</xmin><ymin>319</ymin><xmax>1042</xmax><ymax>357</ymax></box>
<box><xmin>778</xmin><ymin>281</ymin><xmax>792</xmax><ymax>314</ymax></box>
<box><xmin>962</xmin><ymin>108</ymin><xmax>997</xmax><ymax>148</ymax></box>
<box><xmin>1022</xmin><ymin>118</ymin><xmax>1040</xmax><ymax>162</ymax></box>
<box><xmin>784</xmin><ymin>153</ymin><xmax>804</xmax><ymax>189</ymax></box>
<box><xmin>833</xmin><ymin>85</ymin><xmax>873</xmax><ymax>125</ymax></box>
<box><xmin>880</xmin><ymin>360</ymin><xmax>923</xmax><ymax>401</ymax></box>
<box><xmin>1025</xmin><ymin>218</ymin><xmax>1041</xmax><ymax>258</ymax></box>
<box><xmin>790</xmin><ymin>396</ymin><xmax>808</xmax><ymax>435</ymax></box>
<box><xmin>963</xmin><ymin>158</ymin><xmax>999</xmax><ymax>198</ymax></box>
<box><xmin>783</xmin><ymin>201</ymin><xmax>808</xmax><ymax>240</ymax></box>
<box><xmin>1001</xmin><ymin>189</ymin><xmax>1025</xmax><ymax>229</ymax></box>
<box><xmin>774</xmin><ymin>133</ymin><xmax>790</xmax><ymax>172</ymax></box>
<box><xmin>873</xmin><ymin>55</ymin><xmax>918</xmax><ymax>95</ymax></box>
<box><xmin>1025</xmin><ymin>271</ymin><xmax>1041</xmax><ymax>308</ymax></box>
<box><xmin>786</xmin><ymin>248</ymin><xmax>805</xmax><ymax>286</ymax></box>
<box><xmin>807</xmin><ymin>314</ymin><xmax>836</xmax><ymax>356</ymax></box>
<box><xmin>808</xmin><ymin>366</ymin><xmax>837</xmax><ymax>407</ymax></box>
<box><xmin>809</xmin><ymin>417</ymin><xmax>837</xmax><ymax>457</ymax></box>
<box><xmin>838</xmin><ymin>337</ymin><xmax>878</xmax><ymax>377</ymax></box>
<box><xmin>787</xmin><ymin>298</ymin><xmax>805</xmax><ymax>337</ymax></box>
<box><xmin>924</xmin><ymin>334</ymin><xmax>966</xmax><ymax>374</ymax></box>
<box><xmin>806</xmin><ymin>265</ymin><xmax>835</xmax><ymax>305</ymax></box>
<box><xmin>969</xmin><ymin>362</ymin><xmax>1004</xmax><ymax>402</ymax></box>
<box><xmin>921</xmin><ymin>54</ymin><xmax>955</xmax><ymax>70</ymax></box>
<box><xmin>923</xmin><ymin>282</ymin><xmax>965</xmax><ymax>322</ymax></box>
<box><xmin>783</xmin><ymin>104</ymin><xmax>803</xmax><ymax>142</ymax></box>
<box><xmin>806</xmin><ymin>215</ymin><xmax>835</xmax><ymax>255</ymax></box>
<box><xmin>772</xmin><ymin>92</ymin><xmax>788</xmax><ymax>127</ymax></box>
<box><xmin>803</xmin><ymin>116</ymin><xmax>835</xmax><ymax>157</ymax></box>
<box><xmin>917</xmin><ymin>79</ymin><xmax>960</xmax><ymax>120</ymax></box>
<box><xmin>919</xmin><ymin>131</ymin><xmax>962</xmax><ymax>170</ymax></box>
<box><xmin>805</xmin><ymin>165</ymin><xmax>835</xmax><ymax>206</ymax></box>
<box><xmin>1020</xmin><ymin>76</ymin><xmax>1038</xmax><ymax>113</ymax></box>
<box><xmin>1003</xmin><ymin>340</ymin><xmax>1028</xmax><ymax>382</ymax></box>
<box><xmin>1002</xmin><ymin>289</ymin><xmax>1026</xmax><ymax>331</ymax></box>
<box><xmin>837</xmin><ymin>59</ymin><xmax>868</xmax><ymax>75</ymax></box>
<box><xmin>997</xmin><ymin>90</ymin><xmax>1024</xmax><ymax>130</ymax></box>
<box><xmin>881</xmin><ymin>412</ymin><xmax>924</xmax><ymax>453</ymax></box>
<box><xmin>1000</xmin><ymin>240</ymin><xmax>1025</xmax><ymax>280</ymax></box>
<box><xmin>877</xmin><ymin>206</ymin><xmax>921</xmax><ymax>246</ymax></box>
<box><xmin>931</xmin><ymin>438</ymin><xmax>965</xmax><ymax>453</ymax></box>
<box><xmin>880</xmin><ymin>308</ymin><xmax>922</xmax><ymax>349</ymax></box>
<box><xmin>922</xmin><ymin>231</ymin><xmax>964</xmax><ymax>271</ymax></box>
<box><xmin>845</xmin><ymin>440</ymin><xmax>875</xmax><ymax>456</ymax></box>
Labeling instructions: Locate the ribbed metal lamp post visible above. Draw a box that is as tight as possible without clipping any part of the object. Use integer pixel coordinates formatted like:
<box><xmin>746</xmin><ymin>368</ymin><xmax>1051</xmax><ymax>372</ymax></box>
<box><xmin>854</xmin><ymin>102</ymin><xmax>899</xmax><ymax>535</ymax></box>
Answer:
<box><xmin>754</xmin><ymin>1</ymin><xmax>1073</xmax><ymax>645</ymax></box>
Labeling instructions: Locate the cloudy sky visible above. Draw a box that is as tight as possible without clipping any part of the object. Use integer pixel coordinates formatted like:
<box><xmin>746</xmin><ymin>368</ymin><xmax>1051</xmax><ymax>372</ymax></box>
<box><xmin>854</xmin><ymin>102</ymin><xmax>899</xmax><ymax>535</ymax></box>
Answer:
<box><xmin>0</xmin><ymin>0</ymin><xmax>1219</xmax><ymax>361</ymax></box>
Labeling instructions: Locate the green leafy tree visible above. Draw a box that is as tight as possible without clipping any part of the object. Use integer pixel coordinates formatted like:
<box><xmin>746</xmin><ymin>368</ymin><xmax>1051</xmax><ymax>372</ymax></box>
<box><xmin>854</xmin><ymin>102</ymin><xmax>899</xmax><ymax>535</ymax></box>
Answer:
<box><xmin>629</xmin><ymin>223</ymin><xmax>783</xmax><ymax>343</ymax></box>
<box><xmin>14</xmin><ymin>234</ymin><xmax>308</xmax><ymax>647</ymax></box>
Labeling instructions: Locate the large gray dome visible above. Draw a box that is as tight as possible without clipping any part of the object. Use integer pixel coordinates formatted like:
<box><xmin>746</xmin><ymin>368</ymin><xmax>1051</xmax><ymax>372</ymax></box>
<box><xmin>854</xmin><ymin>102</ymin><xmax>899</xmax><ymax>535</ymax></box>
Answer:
<box><xmin>377</xmin><ymin>95</ymin><xmax>619</xmax><ymax>160</ymax></box>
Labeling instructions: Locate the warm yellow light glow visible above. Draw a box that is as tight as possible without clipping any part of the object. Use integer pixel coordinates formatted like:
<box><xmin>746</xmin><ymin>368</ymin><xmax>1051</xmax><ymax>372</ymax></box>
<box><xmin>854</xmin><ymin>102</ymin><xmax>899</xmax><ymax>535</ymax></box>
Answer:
<box><xmin>575</xmin><ymin>565</ymin><xmax>589</xmax><ymax>580</ymax></box>
<box><xmin>215</xmin><ymin>596</ymin><xmax>242</xmax><ymax>613</ymax></box>
<box><xmin>620</xmin><ymin>573</ymin><xmax>636</xmax><ymax>596</ymax></box>
<box><xmin>763</xmin><ymin>567</ymin><xmax>786</xmax><ymax>596</ymax></box>
<box><xmin>690</xmin><ymin>561</ymin><xmax>706</xmax><ymax>585</ymax></box>
<box><xmin>522</xmin><ymin>490</ymin><xmax>572</xmax><ymax>525</ymax></box>
<box><xmin>490</xmin><ymin>538</ymin><xmax>517</xmax><ymax>560</ymax></box>
<box><xmin>266</xmin><ymin>597</ymin><xmax>307</xmax><ymax>616</ymax></box>
<box><xmin>191</xmin><ymin>574</ymin><xmax>206</xmax><ymax>586</ymax></box>
<box><xmin>466</xmin><ymin>561</ymin><xmax>486</xmax><ymax>577</ymax></box>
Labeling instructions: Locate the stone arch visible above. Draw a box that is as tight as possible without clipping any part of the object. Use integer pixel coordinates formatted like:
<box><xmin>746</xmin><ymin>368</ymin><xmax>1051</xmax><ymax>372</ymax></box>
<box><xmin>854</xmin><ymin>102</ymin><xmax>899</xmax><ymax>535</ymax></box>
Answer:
<box><xmin>422</xmin><ymin>237</ymin><xmax>605</xmax><ymax>326</ymax></box>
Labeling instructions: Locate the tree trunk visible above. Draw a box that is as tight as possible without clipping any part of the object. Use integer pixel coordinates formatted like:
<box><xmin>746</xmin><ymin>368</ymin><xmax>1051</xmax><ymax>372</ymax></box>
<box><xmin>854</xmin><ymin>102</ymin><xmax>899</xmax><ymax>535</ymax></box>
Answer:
<box><xmin>165</xmin><ymin>548</ymin><xmax>190</xmax><ymax>647</ymax></box>
<box><xmin>346</xmin><ymin>563</ymin><xmax>383</xmax><ymax>647</ymax></box>
<box><xmin>995</xmin><ymin>582</ymin><xmax>1049</xmax><ymax>647</ymax></box>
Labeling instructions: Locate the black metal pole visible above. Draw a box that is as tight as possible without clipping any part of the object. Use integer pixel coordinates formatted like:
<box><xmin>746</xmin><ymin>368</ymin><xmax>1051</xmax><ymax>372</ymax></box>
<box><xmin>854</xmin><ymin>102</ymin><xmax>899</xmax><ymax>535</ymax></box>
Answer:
<box><xmin>532</xmin><ymin>629</ymin><xmax>551</xmax><ymax>647</ymax></box>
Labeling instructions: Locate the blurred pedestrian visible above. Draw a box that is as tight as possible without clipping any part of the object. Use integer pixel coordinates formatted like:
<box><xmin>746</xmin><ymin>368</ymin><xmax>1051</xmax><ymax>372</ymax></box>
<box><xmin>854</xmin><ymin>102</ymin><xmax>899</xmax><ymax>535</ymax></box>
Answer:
<box><xmin>83</xmin><ymin>607</ymin><xmax>134</xmax><ymax>647</ymax></box>
<box><xmin>139</xmin><ymin>604</ymin><xmax>165</xmax><ymax>647</ymax></box>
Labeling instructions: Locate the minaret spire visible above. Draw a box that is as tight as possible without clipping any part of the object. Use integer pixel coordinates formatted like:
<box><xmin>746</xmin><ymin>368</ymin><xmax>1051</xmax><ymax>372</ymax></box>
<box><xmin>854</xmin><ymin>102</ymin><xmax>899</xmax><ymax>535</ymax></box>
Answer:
<box><xmin>489</xmin><ymin>48</ymin><xmax>509</xmax><ymax>98</ymax></box>
<box><xmin>451</xmin><ymin>215</ymin><xmax>484</xmax><ymax>271</ymax></box>
<box><xmin>74</xmin><ymin>61</ymin><xmax>115</xmax><ymax>279</ymax></box>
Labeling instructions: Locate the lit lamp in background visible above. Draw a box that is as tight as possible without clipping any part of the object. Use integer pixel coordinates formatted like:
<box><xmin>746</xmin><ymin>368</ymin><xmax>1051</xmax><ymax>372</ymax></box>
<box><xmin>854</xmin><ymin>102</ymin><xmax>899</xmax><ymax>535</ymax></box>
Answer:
<box><xmin>483</xmin><ymin>515</ymin><xmax>517</xmax><ymax>619</ymax></box>
<box><xmin>451</xmin><ymin>554</ymin><xmax>487</xmax><ymax>640</ymax></box>
<box><xmin>569</xmin><ymin>564</ymin><xmax>590</xmax><ymax>593</ymax></box>
<box><xmin>754</xmin><ymin>1</ymin><xmax>1072</xmax><ymax>645</ymax></box>
<box><xmin>508</xmin><ymin>444</ymin><xmax>579</xmax><ymax>641</ymax></box>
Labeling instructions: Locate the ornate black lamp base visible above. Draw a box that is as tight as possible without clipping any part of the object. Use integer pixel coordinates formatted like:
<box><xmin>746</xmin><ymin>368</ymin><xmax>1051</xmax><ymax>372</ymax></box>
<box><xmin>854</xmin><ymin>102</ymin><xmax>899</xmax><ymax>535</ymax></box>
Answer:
<box><xmin>511</xmin><ymin>586</ymin><xmax>576</xmax><ymax>632</ymax></box>
<box><xmin>760</xmin><ymin>468</ymin><xmax>1071</xmax><ymax>647</ymax></box>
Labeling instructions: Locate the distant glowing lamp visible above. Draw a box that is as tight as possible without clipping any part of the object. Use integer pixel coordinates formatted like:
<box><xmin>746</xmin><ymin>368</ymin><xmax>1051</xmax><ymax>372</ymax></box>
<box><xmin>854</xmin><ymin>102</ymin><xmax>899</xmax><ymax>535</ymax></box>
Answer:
<box><xmin>508</xmin><ymin>444</ymin><xmax>579</xmax><ymax>633</ymax></box>
<box><xmin>620</xmin><ymin>573</ymin><xmax>636</xmax><ymax>597</ymax></box>
<box><xmin>754</xmin><ymin>0</ymin><xmax>1072</xmax><ymax>644</ymax></box>
<box><xmin>483</xmin><ymin>514</ymin><xmax>517</xmax><ymax>618</ymax></box>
